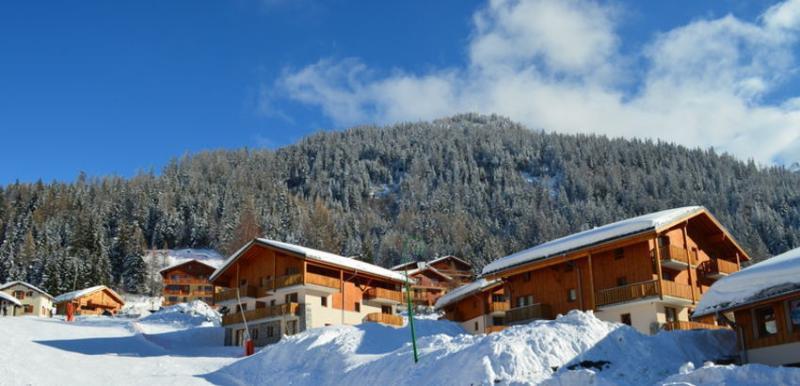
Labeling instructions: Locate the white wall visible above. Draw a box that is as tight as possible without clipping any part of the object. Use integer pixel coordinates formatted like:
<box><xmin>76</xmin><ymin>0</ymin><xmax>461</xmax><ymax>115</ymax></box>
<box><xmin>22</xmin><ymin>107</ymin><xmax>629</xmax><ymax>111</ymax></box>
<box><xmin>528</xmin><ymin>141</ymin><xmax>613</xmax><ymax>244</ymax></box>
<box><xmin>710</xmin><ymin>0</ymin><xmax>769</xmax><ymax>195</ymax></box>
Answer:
<box><xmin>747</xmin><ymin>341</ymin><xmax>800</xmax><ymax>366</ymax></box>
<box><xmin>459</xmin><ymin>314</ymin><xmax>486</xmax><ymax>334</ymax></box>
<box><xmin>596</xmin><ymin>300</ymin><xmax>691</xmax><ymax>335</ymax></box>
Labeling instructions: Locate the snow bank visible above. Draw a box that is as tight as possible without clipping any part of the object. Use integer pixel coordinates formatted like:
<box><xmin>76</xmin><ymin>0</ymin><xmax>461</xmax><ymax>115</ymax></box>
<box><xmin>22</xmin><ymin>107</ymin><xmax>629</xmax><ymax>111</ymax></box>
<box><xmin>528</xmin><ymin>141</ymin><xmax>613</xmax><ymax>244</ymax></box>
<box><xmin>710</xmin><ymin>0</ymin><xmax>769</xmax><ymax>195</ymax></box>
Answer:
<box><xmin>695</xmin><ymin>246</ymin><xmax>800</xmax><ymax>316</ymax></box>
<box><xmin>661</xmin><ymin>363</ymin><xmax>800</xmax><ymax>386</ymax></box>
<box><xmin>482</xmin><ymin>206</ymin><xmax>703</xmax><ymax>276</ymax></box>
<box><xmin>119</xmin><ymin>294</ymin><xmax>162</xmax><ymax>318</ymax></box>
<box><xmin>139</xmin><ymin>300</ymin><xmax>220</xmax><ymax>329</ymax></box>
<box><xmin>206</xmin><ymin>310</ymin><xmax>736</xmax><ymax>386</ymax></box>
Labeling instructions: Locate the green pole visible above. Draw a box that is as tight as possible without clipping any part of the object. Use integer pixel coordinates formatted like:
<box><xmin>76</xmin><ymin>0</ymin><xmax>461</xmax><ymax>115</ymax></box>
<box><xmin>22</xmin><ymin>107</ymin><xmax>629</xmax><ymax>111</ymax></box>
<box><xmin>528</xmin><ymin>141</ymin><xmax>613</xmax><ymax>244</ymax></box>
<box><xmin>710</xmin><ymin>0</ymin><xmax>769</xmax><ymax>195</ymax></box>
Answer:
<box><xmin>405</xmin><ymin>269</ymin><xmax>419</xmax><ymax>363</ymax></box>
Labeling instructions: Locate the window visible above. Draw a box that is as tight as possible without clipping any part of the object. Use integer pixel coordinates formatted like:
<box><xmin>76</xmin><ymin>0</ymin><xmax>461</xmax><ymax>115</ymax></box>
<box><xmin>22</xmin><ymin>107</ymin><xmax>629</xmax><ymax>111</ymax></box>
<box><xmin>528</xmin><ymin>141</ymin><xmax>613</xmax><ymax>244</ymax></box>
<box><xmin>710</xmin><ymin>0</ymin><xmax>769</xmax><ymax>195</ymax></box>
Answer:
<box><xmin>285</xmin><ymin>293</ymin><xmax>298</xmax><ymax>304</ymax></box>
<box><xmin>492</xmin><ymin>317</ymin><xmax>504</xmax><ymax>326</ymax></box>
<box><xmin>381</xmin><ymin>305</ymin><xmax>393</xmax><ymax>314</ymax></box>
<box><xmin>788</xmin><ymin>299</ymin><xmax>800</xmax><ymax>332</ymax></box>
<box><xmin>567</xmin><ymin>289</ymin><xmax>577</xmax><ymax>303</ymax></box>
<box><xmin>26</xmin><ymin>291</ymin><xmax>33</xmax><ymax>297</ymax></box>
<box><xmin>658</xmin><ymin>236</ymin><xmax>670</xmax><ymax>247</ymax></box>
<box><xmin>517</xmin><ymin>295</ymin><xmax>533</xmax><ymax>308</ymax></box>
<box><xmin>168</xmin><ymin>296</ymin><xmax>178</xmax><ymax>302</ymax></box>
<box><xmin>754</xmin><ymin>306</ymin><xmax>778</xmax><ymax>338</ymax></box>
<box><xmin>492</xmin><ymin>294</ymin><xmax>506</xmax><ymax>302</ymax></box>
<box><xmin>665</xmin><ymin>307</ymin><xmax>678</xmax><ymax>323</ymax></box>
<box><xmin>23</xmin><ymin>305</ymin><xmax>33</xmax><ymax>313</ymax></box>
<box><xmin>251</xmin><ymin>328</ymin><xmax>259</xmax><ymax>340</ymax></box>
<box><xmin>614</xmin><ymin>248</ymin><xmax>625</xmax><ymax>260</ymax></box>
<box><xmin>616</xmin><ymin>277</ymin><xmax>628</xmax><ymax>286</ymax></box>
<box><xmin>270</xmin><ymin>299</ymin><xmax>276</xmax><ymax>306</ymax></box>
<box><xmin>321</xmin><ymin>296</ymin><xmax>328</xmax><ymax>307</ymax></box>
<box><xmin>286</xmin><ymin>320</ymin><xmax>298</xmax><ymax>335</ymax></box>
<box><xmin>267</xmin><ymin>326</ymin><xmax>274</xmax><ymax>338</ymax></box>
<box><xmin>523</xmin><ymin>272</ymin><xmax>532</xmax><ymax>282</ymax></box>
<box><xmin>621</xmin><ymin>313</ymin><xmax>632</xmax><ymax>326</ymax></box>
<box><xmin>13</xmin><ymin>291</ymin><xmax>24</xmax><ymax>300</ymax></box>
<box><xmin>355</xmin><ymin>302</ymin><xmax>361</xmax><ymax>312</ymax></box>
<box><xmin>474</xmin><ymin>322</ymin><xmax>479</xmax><ymax>331</ymax></box>
<box><xmin>205</xmin><ymin>286</ymin><xmax>213</xmax><ymax>292</ymax></box>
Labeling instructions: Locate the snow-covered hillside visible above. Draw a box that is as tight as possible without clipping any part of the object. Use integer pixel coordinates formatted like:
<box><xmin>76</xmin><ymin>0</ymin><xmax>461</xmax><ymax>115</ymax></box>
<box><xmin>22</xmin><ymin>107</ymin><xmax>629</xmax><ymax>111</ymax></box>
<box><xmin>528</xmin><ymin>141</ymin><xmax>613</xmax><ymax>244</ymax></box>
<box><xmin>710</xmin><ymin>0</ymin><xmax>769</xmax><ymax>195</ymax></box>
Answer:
<box><xmin>144</xmin><ymin>248</ymin><xmax>225</xmax><ymax>270</ymax></box>
<box><xmin>1</xmin><ymin>308</ymin><xmax>798</xmax><ymax>386</ymax></box>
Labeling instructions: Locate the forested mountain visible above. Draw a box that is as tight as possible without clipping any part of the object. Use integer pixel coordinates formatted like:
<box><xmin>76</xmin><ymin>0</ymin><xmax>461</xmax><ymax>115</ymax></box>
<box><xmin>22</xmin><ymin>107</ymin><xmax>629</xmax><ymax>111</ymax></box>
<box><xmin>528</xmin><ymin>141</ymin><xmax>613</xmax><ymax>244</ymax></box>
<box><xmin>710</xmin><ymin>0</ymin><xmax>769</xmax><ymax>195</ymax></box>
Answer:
<box><xmin>2</xmin><ymin>114</ymin><xmax>799</xmax><ymax>296</ymax></box>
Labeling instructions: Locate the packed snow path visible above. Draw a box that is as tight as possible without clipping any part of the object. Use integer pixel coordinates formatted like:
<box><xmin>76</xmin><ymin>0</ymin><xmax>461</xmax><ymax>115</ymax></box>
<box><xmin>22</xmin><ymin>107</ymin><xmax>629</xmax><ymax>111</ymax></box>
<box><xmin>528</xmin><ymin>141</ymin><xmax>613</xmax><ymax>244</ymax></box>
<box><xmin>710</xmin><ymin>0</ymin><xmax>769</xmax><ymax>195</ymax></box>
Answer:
<box><xmin>0</xmin><ymin>316</ymin><xmax>239</xmax><ymax>386</ymax></box>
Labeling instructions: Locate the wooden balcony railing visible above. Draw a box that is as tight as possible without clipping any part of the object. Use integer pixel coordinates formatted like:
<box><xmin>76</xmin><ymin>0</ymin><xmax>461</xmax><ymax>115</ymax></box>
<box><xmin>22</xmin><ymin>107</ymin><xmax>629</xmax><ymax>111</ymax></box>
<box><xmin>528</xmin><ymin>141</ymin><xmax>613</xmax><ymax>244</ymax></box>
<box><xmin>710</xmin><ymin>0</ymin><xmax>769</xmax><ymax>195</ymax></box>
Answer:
<box><xmin>364</xmin><ymin>287</ymin><xmax>403</xmax><ymax>303</ymax></box>
<box><xmin>163</xmin><ymin>278</ymin><xmax>211</xmax><ymax>285</ymax></box>
<box><xmin>698</xmin><ymin>259</ymin><xmax>738</xmax><ymax>279</ymax></box>
<box><xmin>662</xmin><ymin>321</ymin><xmax>728</xmax><ymax>331</ymax></box>
<box><xmin>505</xmin><ymin>303</ymin><xmax>553</xmax><ymax>324</ymax></box>
<box><xmin>215</xmin><ymin>285</ymin><xmax>258</xmax><ymax>303</ymax></box>
<box><xmin>489</xmin><ymin>302</ymin><xmax>510</xmax><ymax>313</ymax></box>
<box><xmin>596</xmin><ymin>280</ymin><xmax>660</xmax><ymax>306</ymax></box>
<box><xmin>661</xmin><ymin>280</ymin><xmax>694</xmax><ymax>300</ymax></box>
<box><xmin>222</xmin><ymin>302</ymin><xmax>301</xmax><ymax>325</ymax></box>
<box><xmin>365</xmin><ymin>312</ymin><xmax>403</xmax><ymax>327</ymax></box>
<box><xmin>257</xmin><ymin>273</ymin><xmax>340</xmax><ymax>297</ymax></box>
<box><xmin>305</xmin><ymin>272</ymin><xmax>341</xmax><ymax>289</ymax></box>
<box><xmin>659</xmin><ymin>245</ymin><xmax>698</xmax><ymax>266</ymax></box>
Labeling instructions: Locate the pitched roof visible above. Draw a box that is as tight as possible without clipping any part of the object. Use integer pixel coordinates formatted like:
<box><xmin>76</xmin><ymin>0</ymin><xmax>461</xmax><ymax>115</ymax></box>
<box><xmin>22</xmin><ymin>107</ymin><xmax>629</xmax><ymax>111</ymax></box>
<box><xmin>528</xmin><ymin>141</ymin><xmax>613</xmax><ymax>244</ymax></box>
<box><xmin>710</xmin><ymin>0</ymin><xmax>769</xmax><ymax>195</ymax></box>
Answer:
<box><xmin>391</xmin><ymin>261</ymin><xmax>421</xmax><ymax>271</ymax></box>
<box><xmin>482</xmin><ymin>206</ymin><xmax>713</xmax><ymax>277</ymax></box>
<box><xmin>428</xmin><ymin>255</ymin><xmax>473</xmax><ymax>268</ymax></box>
<box><xmin>434</xmin><ymin>279</ymin><xmax>502</xmax><ymax>310</ymax></box>
<box><xmin>0</xmin><ymin>291</ymin><xmax>22</xmax><ymax>306</ymax></box>
<box><xmin>0</xmin><ymin>281</ymin><xmax>54</xmax><ymax>299</ymax></box>
<box><xmin>407</xmin><ymin>264</ymin><xmax>453</xmax><ymax>281</ymax></box>
<box><xmin>211</xmin><ymin>238</ymin><xmax>407</xmax><ymax>283</ymax></box>
<box><xmin>54</xmin><ymin>285</ymin><xmax>124</xmax><ymax>305</ymax></box>
<box><xmin>694</xmin><ymin>246</ymin><xmax>800</xmax><ymax>317</ymax></box>
<box><xmin>159</xmin><ymin>259</ymin><xmax>218</xmax><ymax>275</ymax></box>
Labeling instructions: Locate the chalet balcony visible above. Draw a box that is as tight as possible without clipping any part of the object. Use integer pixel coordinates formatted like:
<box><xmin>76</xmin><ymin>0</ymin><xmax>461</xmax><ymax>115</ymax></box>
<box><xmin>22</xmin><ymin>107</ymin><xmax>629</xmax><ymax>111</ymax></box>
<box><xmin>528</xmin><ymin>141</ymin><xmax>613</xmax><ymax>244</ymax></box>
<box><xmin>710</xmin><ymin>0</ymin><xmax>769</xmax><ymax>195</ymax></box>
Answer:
<box><xmin>222</xmin><ymin>302</ymin><xmax>301</xmax><ymax>325</ymax></box>
<box><xmin>698</xmin><ymin>258</ymin><xmax>738</xmax><ymax>280</ymax></box>
<box><xmin>659</xmin><ymin>245</ymin><xmax>698</xmax><ymax>270</ymax></box>
<box><xmin>505</xmin><ymin>303</ymin><xmax>553</xmax><ymax>325</ymax></box>
<box><xmin>364</xmin><ymin>312</ymin><xmax>404</xmax><ymax>327</ymax></box>
<box><xmin>363</xmin><ymin>287</ymin><xmax>403</xmax><ymax>305</ymax></box>
<box><xmin>215</xmin><ymin>285</ymin><xmax>258</xmax><ymax>304</ymax></box>
<box><xmin>257</xmin><ymin>272</ymin><xmax>341</xmax><ymax>297</ymax></box>
<box><xmin>596</xmin><ymin>280</ymin><xmax>700</xmax><ymax>307</ymax></box>
<box><xmin>489</xmin><ymin>302</ymin><xmax>510</xmax><ymax>315</ymax></box>
<box><xmin>662</xmin><ymin>321</ymin><xmax>728</xmax><ymax>331</ymax></box>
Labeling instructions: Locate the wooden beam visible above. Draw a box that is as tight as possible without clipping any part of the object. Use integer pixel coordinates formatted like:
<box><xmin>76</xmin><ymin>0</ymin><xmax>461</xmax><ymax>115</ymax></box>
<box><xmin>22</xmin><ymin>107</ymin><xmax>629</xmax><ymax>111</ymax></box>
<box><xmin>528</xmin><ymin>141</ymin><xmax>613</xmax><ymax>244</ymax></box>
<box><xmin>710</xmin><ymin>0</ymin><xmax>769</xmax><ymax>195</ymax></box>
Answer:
<box><xmin>653</xmin><ymin>237</ymin><xmax>664</xmax><ymax>300</ymax></box>
<box><xmin>682</xmin><ymin>224</ymin><xmax>696</xmax><ymax>304</ymax></box>
<box><xmin>587</xmin><ymin>253</ymin><xmax>596</xmax><ymax>311</ymax></box>
<box><xmin>576</xmin><ymin>261</ymin><xmax>584</xmax><ymax>310</ymax></box>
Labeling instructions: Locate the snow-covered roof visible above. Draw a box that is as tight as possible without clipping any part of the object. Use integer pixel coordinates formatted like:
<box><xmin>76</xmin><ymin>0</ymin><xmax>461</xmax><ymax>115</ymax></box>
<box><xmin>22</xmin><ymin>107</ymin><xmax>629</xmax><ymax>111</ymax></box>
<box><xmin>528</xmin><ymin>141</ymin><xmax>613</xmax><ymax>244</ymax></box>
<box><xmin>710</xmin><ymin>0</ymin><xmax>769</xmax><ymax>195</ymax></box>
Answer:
<box><xmin>391</xmin><ymin>261</ymin><xmax>421</xmax><ymax>271</ymax></box>
<box><xmin>0</xmin><ymin>291</ymin><xmax>22</xmax><ymax>306</ymax></box>
<box><xmin>434</xmin><ymin>279</ymin><xmax>502</xmax><ymax>310</ymax></box>
<box><xmin>211</xmin><ymin>239</ymin><xmax>407</xmax><ymax>283</ymax></box>
<box><xmin>694</xmin><ymin>247</ymin><xmax>800</xmax><ymax>317</ymax></box>
<box><xmin>159</xmin><ymin>259</ymin><xmax>217</xmax><ymax>274</ymax></box>
<box><xmin>54</xmin><ymin>285</ymin><xmax>124</xmax><ymax>304</ymax></box>
<box><xmin>482</xmin><ymin>206</ymin><xmax>706</xmax><ymax>276</ymax></box>
<box><xmin>429</xmin><ymin>255</ymin><xmax>473</xmax><ymax>268</ymax></box>
<box><xmin>0</xmin><ymin>281</ymin><xmax>54</xmax><ymax>299</ymax></box>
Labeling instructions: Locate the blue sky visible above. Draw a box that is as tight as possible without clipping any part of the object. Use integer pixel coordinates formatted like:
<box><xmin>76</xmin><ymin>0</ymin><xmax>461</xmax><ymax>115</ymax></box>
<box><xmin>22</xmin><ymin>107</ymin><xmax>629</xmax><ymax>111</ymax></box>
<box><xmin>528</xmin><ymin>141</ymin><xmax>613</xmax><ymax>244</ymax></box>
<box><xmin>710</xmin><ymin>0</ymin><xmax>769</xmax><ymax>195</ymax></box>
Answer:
<box><xmin>1</xmin><ymin>0</ymin><xmax>798</xmax><ymax>184</ymax></box>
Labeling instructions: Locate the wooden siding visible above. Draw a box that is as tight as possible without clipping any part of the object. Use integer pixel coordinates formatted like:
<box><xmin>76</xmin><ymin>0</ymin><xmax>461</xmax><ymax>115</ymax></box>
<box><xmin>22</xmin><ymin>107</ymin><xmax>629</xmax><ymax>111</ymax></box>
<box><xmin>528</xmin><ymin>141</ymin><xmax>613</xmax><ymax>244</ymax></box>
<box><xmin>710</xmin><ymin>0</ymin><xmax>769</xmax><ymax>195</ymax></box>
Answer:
<box><xmin>443</xmin><ymin>286</ymin><xmax>508</xmax><ymax>324</ymax></box>
<box><xmin>56</xmin><ymin>289</ymin><xmax>124</xmax><ymax>316</ymax></box>
<box><xmin>365</xmin><ymin>312</ymin><xmax>403</xmax><ymax>326</ymax></box>
<box><xmin>161</xmin><ymin>261</ymin><xmax>216</xmax><ymax>306</ymax></box>
<box><xmin>733</xmin><ymin>293</ymin><xmax>800</xmax><ymax>350</ymax></box>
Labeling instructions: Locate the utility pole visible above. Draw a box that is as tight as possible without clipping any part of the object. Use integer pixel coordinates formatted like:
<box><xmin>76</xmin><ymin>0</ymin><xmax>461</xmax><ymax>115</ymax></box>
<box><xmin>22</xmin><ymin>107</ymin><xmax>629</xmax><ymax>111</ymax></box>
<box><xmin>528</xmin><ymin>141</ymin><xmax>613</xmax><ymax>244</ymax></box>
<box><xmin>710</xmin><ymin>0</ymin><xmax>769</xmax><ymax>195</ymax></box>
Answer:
<box><xmin>405</xmin><ymin>269</ymin><xmax>419</xmax><ymax>363</ymax></box>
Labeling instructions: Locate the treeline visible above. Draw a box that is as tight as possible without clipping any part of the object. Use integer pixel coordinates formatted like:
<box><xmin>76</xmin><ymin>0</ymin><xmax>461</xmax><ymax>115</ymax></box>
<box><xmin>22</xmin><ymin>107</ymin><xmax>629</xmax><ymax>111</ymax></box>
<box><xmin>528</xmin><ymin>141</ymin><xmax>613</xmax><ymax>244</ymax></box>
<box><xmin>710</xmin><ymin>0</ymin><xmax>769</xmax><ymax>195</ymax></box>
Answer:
<box><xmin>1</xmin><ymin>114</ymin><xmax>799</xmax><ymax>296</ymax></box>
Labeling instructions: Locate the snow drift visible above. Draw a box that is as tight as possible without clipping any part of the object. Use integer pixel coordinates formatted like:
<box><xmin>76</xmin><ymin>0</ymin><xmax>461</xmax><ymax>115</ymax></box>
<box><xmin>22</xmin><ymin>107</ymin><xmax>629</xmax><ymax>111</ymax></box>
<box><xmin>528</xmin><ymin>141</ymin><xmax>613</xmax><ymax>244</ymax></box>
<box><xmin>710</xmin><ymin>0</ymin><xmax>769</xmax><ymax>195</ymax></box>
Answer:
<box><xmin>205</xmin><ymin>311</ymin><xmax>739</xmax><ymax>386</ymax></box>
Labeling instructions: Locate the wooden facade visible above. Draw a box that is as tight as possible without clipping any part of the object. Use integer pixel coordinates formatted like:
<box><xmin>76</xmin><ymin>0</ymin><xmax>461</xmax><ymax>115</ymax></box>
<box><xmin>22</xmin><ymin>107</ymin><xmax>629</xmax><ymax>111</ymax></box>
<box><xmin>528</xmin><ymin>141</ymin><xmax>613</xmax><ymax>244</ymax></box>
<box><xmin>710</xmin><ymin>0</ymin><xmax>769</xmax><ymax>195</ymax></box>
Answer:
<box><xmin>438</xmin><ymin>282</ymin><xmax>509</xmax><ymax>334</ymax></box>
<box><xmin>55</xmin><ymin>286</ymin><xmax>125</xmax><ymax>316</ymax></box>
<box><xmin>393</xmin><ymin>256</ymin><xmax>475</xmax><ymax>307</ymax></box>
<box><xmin>211</xmin><ymin>239</ymin><xmax>406</xmax><ymax>347</ymax></box>
<box><xmin>160</xmin><ymin>260</ymin><xmax>217</xmax><ymax>307</ymax></box>
<box><xmin>485</xmin><ymin>208</ymin><xmax>748</xmax><ymax>335</ymax></box>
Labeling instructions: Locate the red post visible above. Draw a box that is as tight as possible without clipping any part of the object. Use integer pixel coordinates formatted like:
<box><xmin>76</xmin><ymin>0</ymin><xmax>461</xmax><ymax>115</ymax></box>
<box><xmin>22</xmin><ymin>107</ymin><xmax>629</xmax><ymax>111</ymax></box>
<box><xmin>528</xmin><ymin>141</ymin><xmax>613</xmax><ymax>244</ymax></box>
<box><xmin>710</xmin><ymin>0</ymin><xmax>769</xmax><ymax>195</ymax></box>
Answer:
<box><xmin>244</xmin><ymin>339</ymin><xmax>254</xmax><ymax>356</ymax></box>
<box><xmin>66</xmin><ymin>303</ymin><xmax>74</xmax><ymax>322</ymax></box>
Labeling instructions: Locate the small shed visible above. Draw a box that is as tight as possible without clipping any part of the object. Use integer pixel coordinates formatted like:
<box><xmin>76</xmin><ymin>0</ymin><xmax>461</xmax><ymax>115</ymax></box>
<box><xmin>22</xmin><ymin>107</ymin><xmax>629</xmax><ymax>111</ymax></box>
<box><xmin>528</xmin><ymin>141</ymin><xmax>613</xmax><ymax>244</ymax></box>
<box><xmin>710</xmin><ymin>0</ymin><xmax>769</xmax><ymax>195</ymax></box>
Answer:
<box><xmin>54</xmin><ymin>286</ymin><xmax>125</xmax><ymax>316</ymax></box>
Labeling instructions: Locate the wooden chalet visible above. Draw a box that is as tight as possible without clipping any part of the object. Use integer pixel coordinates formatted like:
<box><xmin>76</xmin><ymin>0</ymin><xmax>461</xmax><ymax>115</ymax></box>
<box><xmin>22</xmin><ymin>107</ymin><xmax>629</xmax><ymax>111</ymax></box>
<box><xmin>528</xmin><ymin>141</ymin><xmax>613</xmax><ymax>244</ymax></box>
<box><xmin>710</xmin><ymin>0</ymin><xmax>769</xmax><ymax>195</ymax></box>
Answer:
<box><xmin>693</xmin><ymin>246</ymin><xmax>800</xmax><ymax>366</ymax></box>
<box><xmin>481</xmin><ymin>206</ymin><xmax>749</xmax><ymax>335</ymax></box>
<box><xmin>54</xmin><ymin>286</ymin><xmax>125</xmax><ymax>316</ymax></box>
<box><xmin>210</xmin><ymin>239</ymin><xmax>407</xmax><ymax>347</ymax></box>
<box><xmin>392</xmin><ymin>255</ymin><xmax>475</xmax><ymax>307</ymax></box>
<box><xmin>160</xmin><ymin>259</ymin><xmax>217</xmax><ymax>307</ymax></box>
<box><xmin>434</xmin><ymin>279</ymin><xmax>509</xmax><ymax>334</ymax></box>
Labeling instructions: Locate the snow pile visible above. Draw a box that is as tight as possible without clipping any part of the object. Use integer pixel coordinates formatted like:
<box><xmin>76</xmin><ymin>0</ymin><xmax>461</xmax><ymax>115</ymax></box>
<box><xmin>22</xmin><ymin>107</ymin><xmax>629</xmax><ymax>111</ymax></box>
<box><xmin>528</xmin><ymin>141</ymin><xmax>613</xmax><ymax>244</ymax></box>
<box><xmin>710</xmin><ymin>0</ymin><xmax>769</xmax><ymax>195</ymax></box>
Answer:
<box><xmin>119</xmin><ymin>294</ymin><xmax>162</xmax><ymax>318</ymax></box>
<box><xmin>482</xmin><ymin>206</ymin><xmax>703</xmax><ymax>276</ymax></box>
<box><xmin>139</xmin><ymin>300</ymin><xmax>220</xmax><ymax>329</ymax></box>
<box><xmin>661</xmin><ymin>363</ymin><xmax>800</xmax><ymax>386</ymax></box>
<box><xmin>695</xmin><ymin>246</ymin><xmax>800</xmax><ymax>316</ymax></box>
<box><xmin>206</xmin><ymin>310</ymin><xmax>736</xmax><ymax>386</ymax></box>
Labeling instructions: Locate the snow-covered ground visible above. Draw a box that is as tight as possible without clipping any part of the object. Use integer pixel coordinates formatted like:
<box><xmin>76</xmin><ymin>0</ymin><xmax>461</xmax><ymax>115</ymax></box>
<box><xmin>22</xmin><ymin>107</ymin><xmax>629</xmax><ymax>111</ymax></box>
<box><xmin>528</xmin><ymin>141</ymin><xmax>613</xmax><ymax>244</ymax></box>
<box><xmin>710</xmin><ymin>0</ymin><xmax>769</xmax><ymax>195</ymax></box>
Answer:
<box><xmin>1</xmin><ymin>308</ymin><xmax>798</xmax><ymax>386</ymax></box>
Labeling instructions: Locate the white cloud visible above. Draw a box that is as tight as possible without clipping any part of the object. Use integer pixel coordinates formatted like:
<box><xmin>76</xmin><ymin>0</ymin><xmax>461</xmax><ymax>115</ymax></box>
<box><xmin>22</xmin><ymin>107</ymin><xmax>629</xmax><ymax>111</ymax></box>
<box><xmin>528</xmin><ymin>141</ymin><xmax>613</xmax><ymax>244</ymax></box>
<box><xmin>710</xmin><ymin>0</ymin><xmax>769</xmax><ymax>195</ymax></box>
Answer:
<box><xmin>268</xmin><ymin>0</ymin><xmax>800</xmax><ymax>165</ymax></box>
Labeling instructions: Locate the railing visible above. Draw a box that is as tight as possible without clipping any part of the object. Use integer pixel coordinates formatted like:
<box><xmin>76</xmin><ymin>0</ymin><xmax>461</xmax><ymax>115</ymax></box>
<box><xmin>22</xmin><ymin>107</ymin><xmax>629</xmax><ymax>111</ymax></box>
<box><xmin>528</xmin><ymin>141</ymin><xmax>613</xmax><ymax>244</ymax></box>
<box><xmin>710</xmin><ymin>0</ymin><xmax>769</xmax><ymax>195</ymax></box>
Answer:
<box><xmin>596</xmin><ymin>280</ymin><xmax>659</xmax><ymax>306</ymax></box>
<box><xmin>489</xmin><ymin>302</ymin><xmax>510</xmax><ymax>313</ymax></box>
<box><xmin>365</xmin><ymin>312</ymin><xmax>404</xmax><ymax>327</ymax></box>
<box><xmin>163</xmin><ymin>278</ymin><xmax>211</xmax><ymax>285</ymax></box>
<box><xmin>215</xmin><ymin>285</ymin><xmax>257</xmax><ymax>303</ymax></box>
<box><xmin>661</xmin><ymin>280</ymin><xmax>694</xmax><ymax>300</ymax></box>
<box><xmin>364</xmin><ymin>287</ymin><xmax>403</xmax><ymax>303</ymax></box>
<box><xmin>305</xmin><ymin>272</ymin><xmax>341</xmax><ymax>289</ymax></box>
<box><xmin>659</xmin><ymin>245</ymin><xmax>698</xmax><ymax>266</ymax></box>
<box><xmin>662</xmin><ymin>321</ymin><xmax>728</xmax><ymax>331</ymax></box>
<box><xmin>505</xmin><ymin>303</ymin><xmax>553</xmax><ymax>324</ymax></box>
<box><xmin>698</xmin><ymin>259</ymin><xmax>738</xmax><ymax>278</ymax></box>
<box><xmin>222</xmin><ymin>302</ymin><xmax>300</xmax><ymax>325</ymax></box>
